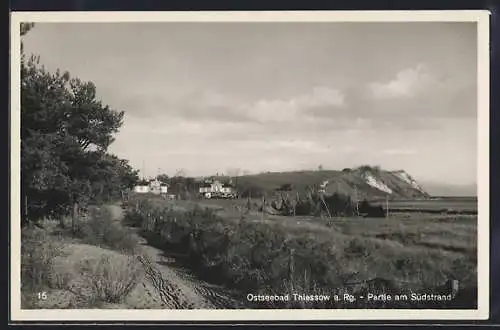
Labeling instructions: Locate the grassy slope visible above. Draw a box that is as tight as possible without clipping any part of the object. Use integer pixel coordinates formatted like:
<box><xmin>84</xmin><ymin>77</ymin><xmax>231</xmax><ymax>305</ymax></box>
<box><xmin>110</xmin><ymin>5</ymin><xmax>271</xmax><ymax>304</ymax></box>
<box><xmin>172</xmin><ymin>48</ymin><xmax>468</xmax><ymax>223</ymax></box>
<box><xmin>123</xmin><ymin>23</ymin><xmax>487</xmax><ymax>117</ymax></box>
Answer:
<box><xmin>234</xmin><ymin>167</ymin><xmax>429</xmax><ymax>200</ymax></box>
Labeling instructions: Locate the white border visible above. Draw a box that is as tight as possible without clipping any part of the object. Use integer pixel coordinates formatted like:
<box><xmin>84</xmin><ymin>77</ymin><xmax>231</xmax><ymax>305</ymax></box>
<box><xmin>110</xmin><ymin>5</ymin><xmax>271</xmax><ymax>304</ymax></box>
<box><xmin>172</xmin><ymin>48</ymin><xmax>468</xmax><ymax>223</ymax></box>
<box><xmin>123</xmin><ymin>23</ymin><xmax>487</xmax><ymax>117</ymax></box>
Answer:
<box><xmin>10</xmin><ymin>10</ymin><xmax>490</xmax><ymax>322</ymax></box>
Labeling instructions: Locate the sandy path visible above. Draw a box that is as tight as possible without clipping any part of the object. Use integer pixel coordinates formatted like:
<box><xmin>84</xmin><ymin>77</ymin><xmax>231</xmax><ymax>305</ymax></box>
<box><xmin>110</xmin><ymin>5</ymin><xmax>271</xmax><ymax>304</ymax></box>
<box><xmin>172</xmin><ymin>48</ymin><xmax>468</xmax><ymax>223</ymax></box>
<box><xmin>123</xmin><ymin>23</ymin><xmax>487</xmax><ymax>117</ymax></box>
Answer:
<box><xmin>104</xmin><ymin>204</ymin><xmax>246</xmax><ymax>309</ymax></box>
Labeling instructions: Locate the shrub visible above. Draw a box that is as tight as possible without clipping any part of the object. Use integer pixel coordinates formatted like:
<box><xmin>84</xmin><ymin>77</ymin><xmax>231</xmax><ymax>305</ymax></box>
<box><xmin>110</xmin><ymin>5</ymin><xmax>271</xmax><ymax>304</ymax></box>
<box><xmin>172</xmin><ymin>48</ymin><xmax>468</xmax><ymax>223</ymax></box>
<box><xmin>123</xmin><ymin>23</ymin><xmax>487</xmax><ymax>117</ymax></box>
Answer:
<box><xmin>123</xmin><ymin>201</ymin><xmax>346</xmax><ymax>304</ymax></box>
<box><xmin>21</xmin><ymin>225</ymin><xmax>66</xmax><ymax>292</ymax></box>
<box><xmin>123</xmin><ymin>199</ymin><xmax>474</xmax><ymax>309</ymax></box>
<box><xmin>359</xmin><ymin>200</ymin><xmax>387</xmax><ymax>217</ymax></box>
<box><xmin>71</xmin><ymin>254</ymin><xmax>143</xmax><ymax>304</ymax></box>
<box><xmin>77</xmin><ymin>207</ymin><xmax>139</xmax><ymax>253</ymax></box>
<box><xmin>239</xmin><ymin>186</ymin><xmax>266</xmax><ymax>198</ymax></box>
<box><xmin>292</xmin><ymin>192</ymin><xmax>356</xmax><ymax>217</ymax></box>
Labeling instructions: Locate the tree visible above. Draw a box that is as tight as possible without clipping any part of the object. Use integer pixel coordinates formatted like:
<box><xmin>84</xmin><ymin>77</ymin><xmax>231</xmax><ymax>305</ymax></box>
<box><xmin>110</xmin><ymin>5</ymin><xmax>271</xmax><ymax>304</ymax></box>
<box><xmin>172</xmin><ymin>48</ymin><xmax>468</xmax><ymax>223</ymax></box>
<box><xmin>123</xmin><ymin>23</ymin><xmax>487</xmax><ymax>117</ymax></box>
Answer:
<box><xmin>20</xmin><ymin>22</ymin><xmax>35</xmax><ymax>54</ymax></box>
<box><xmin>318</xmin><ymin>164</ymin><xmax>323</xmax><ymax>171</ymax></box>
<box><xmin>87</xmin><ymin>153</ymin><xmax>139</xmax><ymax>202</ymax></box>
<box><xmin>277</xmin><ymin>183</ymin><xmax>293</xmax><ymax>192</ymax></box>
<box><xmin>156</xmin><ymin>174</ymin><xmax>169</xmax><ymax>185</ymax></box>
<box><xmin>20</xmin><ymin>25</ymin><xmax>130</xmax><ymax>230</ymax></box>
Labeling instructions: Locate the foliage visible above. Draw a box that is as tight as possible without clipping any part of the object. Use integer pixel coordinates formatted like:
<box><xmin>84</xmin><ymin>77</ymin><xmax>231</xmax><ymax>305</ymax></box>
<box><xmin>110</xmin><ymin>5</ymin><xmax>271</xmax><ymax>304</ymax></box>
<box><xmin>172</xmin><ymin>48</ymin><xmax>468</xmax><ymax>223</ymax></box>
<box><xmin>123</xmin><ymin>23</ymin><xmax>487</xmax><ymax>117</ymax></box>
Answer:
<box><xmin>123</xmin><ymin>199</ymin><xmax>477</xmax><ymax>309</ymax></box>
<box><xmin>239</xmin><ymin>185</ymin><xmax>266</xmax><ymax>198</ymax></box>
<box><xmin>74</xmin><ymin>255</ymin><xmax>142</xmax><ymax>304</ymax></box>
<box><xmin>167</xmin><ymin>176</ymin><xmax>198</xmax><ymax>195</ymax></box>
<box><xmin>156</xmin><ymin>174</ymin><xmax>170</xmax><ymax>184</ymax></box>
<box><xmin>76</xmin><ymin>207</ymin><xmax>139</xmax><ymax>254</ymax></box>
<box><xmin>137</xmin><ymin>179</ymin><xmax>150</xmax><ymax>186</ymax></box>
<box><xmin>276</xmin><ymin>183</ymin><xmax>293</xmax><ymax>192</ymax></box>
<box><xmin>21</xmin><ymin>225</ymin><xmax>66</xmax><ymax>292</ymax></box>
<box><xmin>20</xmin><ymin>26</ymin><xmax>139</xmax><ymax>226</ymax></box>
<box><xmin>271</xmin><ymin>190</ymin><xmax>358</xmax><ymax>217</ymax></box>
<box><xmin>359</xmin><ymin>199</ymin><xmax>386</xmax><ymax>217</ymax></box>
<box><xmin>357</xmin><ymin>164</ymin><xmax>382</xmax><ymax>173</ymax></box>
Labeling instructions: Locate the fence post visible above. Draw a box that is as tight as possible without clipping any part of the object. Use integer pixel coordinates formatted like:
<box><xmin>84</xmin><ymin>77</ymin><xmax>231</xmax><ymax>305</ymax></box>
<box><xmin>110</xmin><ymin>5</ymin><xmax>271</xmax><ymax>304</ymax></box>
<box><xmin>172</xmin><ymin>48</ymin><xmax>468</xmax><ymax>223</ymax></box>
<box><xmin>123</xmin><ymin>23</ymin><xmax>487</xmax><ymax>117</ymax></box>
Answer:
<box><xmin>71</xmin><ymin>201</ymin><xmax>79</xmax><ymax>235</ymax></box>
<box><xmin>261</xmin><ymin>195</ymin><xmax>266</xmax><ymax>221</ymax></box>
<box><xmin>24</xmin><ymin>194</ymin><xmax>28</xmax><ymax>224</ymax></box>
<box><xmin>247</xmin><ymin>195</ymin><xmax>251</xmax><ymax>213</ymax></box>
<box><xmin>288</xmin><ymin>248</ymin><xmax>295</xmax><ymax>293</ymax></box>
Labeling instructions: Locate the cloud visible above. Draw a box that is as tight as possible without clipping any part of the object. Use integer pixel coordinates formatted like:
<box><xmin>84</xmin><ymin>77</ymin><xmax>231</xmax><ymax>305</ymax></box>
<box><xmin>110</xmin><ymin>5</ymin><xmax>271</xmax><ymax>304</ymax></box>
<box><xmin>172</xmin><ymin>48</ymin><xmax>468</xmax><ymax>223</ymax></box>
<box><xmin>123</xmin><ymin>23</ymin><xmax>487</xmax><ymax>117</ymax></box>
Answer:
<box><xmin>118</xmin><ymin>86</ymin><xmax>346</xmax><ymax>125</ymax></box>
<box><xmin>247</xmin><ymin>86</ymin><xmax>345</xmax><ymax>122</ymax></box>
<box><xmin>369</xmin><ymin>63</ymin><xmax>435</xmax><ymax>99</ymax></box>
<box><xmin>364</xmin><ymin>63</ymin><xmax>476</xmax><ymax>121</ymax></box>
<box><xmin>382</xmin><ymin>148</ymin><xmax>417</xmax><ymax>156</ymax></box>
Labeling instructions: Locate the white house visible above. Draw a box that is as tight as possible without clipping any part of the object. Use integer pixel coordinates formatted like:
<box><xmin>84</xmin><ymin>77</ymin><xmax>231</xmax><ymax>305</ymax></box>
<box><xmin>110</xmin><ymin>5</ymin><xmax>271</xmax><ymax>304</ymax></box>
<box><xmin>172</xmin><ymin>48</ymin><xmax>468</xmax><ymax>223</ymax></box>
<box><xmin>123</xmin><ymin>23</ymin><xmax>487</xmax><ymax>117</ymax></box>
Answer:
<box><xmin>199</xmin><ymin>179</ymin><xmax>236</xmax><ymax>198</ymax></box>
<box><xmin>318</xmin><ymin>180</ymin><xmax>329</xmax><ymax>193</ymax></box>
<box><xmin>221</xmin><ymin>184</ymin><xmax>235</xmax><ymax>194</ymax></box>
<box><xmin>133</xmin><ymin>178</ymin><xmax>168</xmax><ymax>194</ymax></box>
<box><xmin>133</xmin><ymin>185</ymin><xmax>149</xmax><ymax>193</ymax></box>
<box><xmin>149</xmin><ymin>179</ymin><xmax>162</xmax><ymax>194</ymax></box>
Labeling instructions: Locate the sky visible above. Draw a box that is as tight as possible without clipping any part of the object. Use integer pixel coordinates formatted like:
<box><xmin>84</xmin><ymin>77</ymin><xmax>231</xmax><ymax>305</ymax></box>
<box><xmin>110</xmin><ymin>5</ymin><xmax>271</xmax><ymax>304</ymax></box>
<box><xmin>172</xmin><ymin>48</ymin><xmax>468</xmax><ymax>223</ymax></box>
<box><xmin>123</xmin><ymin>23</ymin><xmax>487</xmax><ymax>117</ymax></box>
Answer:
<box><xmin>22</xmin><ymin>21</ymin><xmax>478</xmax><ymax>186</ymax></box>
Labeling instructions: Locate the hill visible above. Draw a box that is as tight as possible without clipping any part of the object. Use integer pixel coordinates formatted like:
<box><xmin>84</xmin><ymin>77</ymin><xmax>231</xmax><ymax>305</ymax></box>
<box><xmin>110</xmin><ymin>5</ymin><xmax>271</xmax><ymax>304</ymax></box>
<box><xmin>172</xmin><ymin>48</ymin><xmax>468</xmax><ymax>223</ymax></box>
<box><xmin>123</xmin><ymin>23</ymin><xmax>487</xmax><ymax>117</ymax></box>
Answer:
<box><xmin>234</xmin><ymin>166</ymin><xmax>430</xmax><ymax>200</ymax></box>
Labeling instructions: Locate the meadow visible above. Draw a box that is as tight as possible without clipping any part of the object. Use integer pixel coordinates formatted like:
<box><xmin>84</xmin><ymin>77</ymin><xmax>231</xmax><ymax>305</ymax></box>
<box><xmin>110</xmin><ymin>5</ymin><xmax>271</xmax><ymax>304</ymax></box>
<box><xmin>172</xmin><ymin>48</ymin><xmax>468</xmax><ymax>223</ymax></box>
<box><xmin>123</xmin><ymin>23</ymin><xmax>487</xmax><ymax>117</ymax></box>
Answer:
<box><xmin>371</xmin><ymin>197</ymin><xmax>478</xmax><ymax>214</ymax></box>
<box><xmin>122</xmin><ymin>194</ymin><xmax>478</xmax><ymax>309</ymax></box>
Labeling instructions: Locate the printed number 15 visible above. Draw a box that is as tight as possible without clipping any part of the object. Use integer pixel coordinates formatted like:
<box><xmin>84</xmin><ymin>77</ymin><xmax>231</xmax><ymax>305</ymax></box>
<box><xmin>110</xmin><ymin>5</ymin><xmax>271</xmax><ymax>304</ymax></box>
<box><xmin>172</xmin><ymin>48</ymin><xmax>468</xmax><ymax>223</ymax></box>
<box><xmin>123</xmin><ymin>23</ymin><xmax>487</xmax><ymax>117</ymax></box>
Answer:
<box><xmin>37</xmin><ymin>292</ymin><xmax>47</xmax><ymax>300</ymax></box>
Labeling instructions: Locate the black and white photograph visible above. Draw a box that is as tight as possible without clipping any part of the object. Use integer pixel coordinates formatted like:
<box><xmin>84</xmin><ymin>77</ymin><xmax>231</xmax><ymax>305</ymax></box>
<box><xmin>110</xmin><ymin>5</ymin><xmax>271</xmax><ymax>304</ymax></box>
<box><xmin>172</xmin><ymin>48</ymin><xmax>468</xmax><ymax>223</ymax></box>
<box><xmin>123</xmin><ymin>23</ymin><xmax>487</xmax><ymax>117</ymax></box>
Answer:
<box><xmin>11</xmin><ymin>11</ymin><xmax>489</xmax><ymax>321</ymax></box>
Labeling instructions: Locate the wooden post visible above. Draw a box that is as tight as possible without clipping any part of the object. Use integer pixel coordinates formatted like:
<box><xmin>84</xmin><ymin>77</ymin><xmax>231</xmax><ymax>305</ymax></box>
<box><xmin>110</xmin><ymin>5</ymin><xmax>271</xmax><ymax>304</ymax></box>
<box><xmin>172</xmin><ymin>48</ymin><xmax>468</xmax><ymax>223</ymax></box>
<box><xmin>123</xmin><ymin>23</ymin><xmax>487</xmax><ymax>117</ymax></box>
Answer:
<box><xmin>386</xmin><ymin>196</ymin><xmax>389</xmax><ymax>218</ymax></box>
<box><xmin>71</xmin><ymin>201</ymin><xmax>79</xmax><ymax>235</ymax></box>
<box><xmin>354</xmin><ymin>186</ymin><xmax>360</xmax><ymax>217</ymax></box>
<box><xmin>451</xmin><ymin>279</ymin><xmax>459</xmax><ymax>298</ymax></box>
<box><xmin>261</xmin><ymin>195</ymin><xmax>266</xmax><ymax>221</ymax></box>
<box><xmin>288</xmin><ymin>248</ymin><xmax>295</xmax><ymax>293</ymax></box>
<box><xmin>24</xmin><ymin>194</ymin><xmax>28</xmax><ymax>224</ymax></box>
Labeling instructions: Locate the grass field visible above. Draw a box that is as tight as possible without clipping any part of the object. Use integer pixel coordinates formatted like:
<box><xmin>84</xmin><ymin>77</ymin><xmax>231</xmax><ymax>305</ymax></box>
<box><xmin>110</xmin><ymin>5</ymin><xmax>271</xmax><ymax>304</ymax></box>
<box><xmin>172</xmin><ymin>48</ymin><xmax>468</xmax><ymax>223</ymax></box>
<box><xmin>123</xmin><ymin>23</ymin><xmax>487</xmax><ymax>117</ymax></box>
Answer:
<box><xmin>372</xmin><ymin>197</ymin><xmax>477</xmax><ymax>213</ymax></box>
<box><xmin>123</xmin><ymin>194</ymin><xmax>478</xmax><ymax>309</ymax></box>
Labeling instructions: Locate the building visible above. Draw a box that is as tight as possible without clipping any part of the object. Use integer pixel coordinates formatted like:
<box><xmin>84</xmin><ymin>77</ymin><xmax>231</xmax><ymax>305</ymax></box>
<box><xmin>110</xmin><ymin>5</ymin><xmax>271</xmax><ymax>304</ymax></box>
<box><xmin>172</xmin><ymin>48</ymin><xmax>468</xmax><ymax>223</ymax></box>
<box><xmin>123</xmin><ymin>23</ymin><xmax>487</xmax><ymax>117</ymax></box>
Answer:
<box><xmin>198</xmin><ymin>179</ymin><xmax>237</xmax><ymax>199</ymax></box>
<box><xmin>318</xmin><ymin>180</ymin><xmax>329</xmax><ymax>194</ymax></box>
<box><xmin>133</xmin><ymin>178</ymin><xmax>169</xmax><ymax>195</ymax></box>
<box><xmin>221</xmin><ymin>183</ymin><xmax>236</xmax><ymax>195</ymax></box>
<box><xmin>149</xmin><ymin>178</ymin><xmax>162</xmax><ymax>194</ymax></box>
<box><xmin>133</xmin><ymin>185</ymin><xmax>149</xmax><ymax>193</ymax></box>
<box><xmin>199</xmin><ymin>182</ymin><xmax>212</xmax><ymax>195</ymax></box>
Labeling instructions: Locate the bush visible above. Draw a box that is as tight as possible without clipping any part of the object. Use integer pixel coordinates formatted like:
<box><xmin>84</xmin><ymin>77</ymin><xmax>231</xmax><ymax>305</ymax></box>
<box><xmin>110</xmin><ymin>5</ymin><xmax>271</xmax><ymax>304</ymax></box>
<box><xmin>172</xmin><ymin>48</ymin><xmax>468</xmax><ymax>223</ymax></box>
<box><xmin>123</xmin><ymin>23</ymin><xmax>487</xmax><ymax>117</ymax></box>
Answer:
<box><xmin>21</xmin><ymin>225</ymin><xmax>70</xmax><ymax>309</ymax></box>
<box><xmin>21</xmin><ymin>225</ymin><xmax>66</xmax><ymax>292</ymax></box>
<box><xmin>122</xmin><ymin>201</ymin><xmax>347</xmax><ymax>307</ymax></box>
<box><xmin>292</xmin><ymin>192</ymin><xmax>356</xmax><ymax>217</ymax></box>
<box><xmin>123</xmin><ymin>195</ymin><xmax>476</xmax><ymax>309</ymax></box>
<box><xmin>239</xmin><ymin>186</ymin><xmax>266</xmax><ymax>198</ymax></box>
<box><xmin>71</xmin><ymin>254</ymin><xmax>143</xmax><ymax>304</ymax></box>
<box><xmin>359</xmin><ymin>200</ymin><xmax>387</xmax><ymax>217</ymax></box>
<box><xmin>77</xmin><ymin>207</ymin><xmax>139</xmax><ymax>253</ymax></box>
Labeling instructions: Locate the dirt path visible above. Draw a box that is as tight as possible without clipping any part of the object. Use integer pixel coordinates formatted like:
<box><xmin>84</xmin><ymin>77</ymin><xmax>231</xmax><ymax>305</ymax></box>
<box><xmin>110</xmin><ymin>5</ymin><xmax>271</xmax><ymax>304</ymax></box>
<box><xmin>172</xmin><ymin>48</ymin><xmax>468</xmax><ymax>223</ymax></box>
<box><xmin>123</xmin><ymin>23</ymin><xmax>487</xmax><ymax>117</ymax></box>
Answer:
<box><xmin>105</xmin><ymin>204</ymin><xmax>247</xmax><ymax>309</ymax></box>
